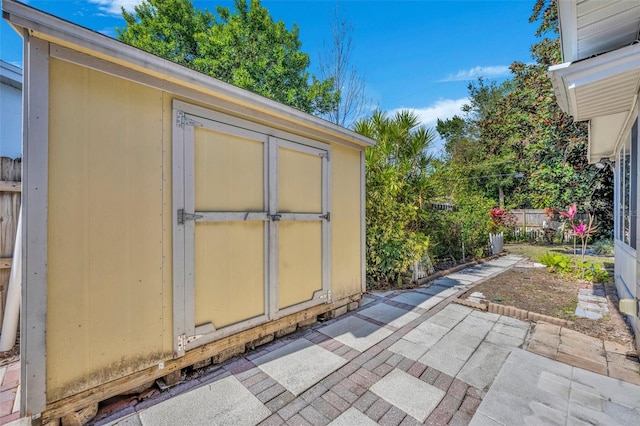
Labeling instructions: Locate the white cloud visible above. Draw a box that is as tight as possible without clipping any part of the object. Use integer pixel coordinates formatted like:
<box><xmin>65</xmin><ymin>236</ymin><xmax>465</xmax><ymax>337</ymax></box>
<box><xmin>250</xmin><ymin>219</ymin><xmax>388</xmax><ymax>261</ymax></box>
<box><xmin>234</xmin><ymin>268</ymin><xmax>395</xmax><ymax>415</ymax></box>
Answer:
<box><xmin>440</xmin><ymin>65</ymin><xmax>511</xmax><ymax>82</ymax></box>
<box><xmin>390</xmin><ymin>98</ymin><xmax>468</xmax><ymax>129</ymax></box>
<box><xmin>88</xmin><ymin>0</ymin><xmax>142</xmax><ymax>16</ymax></box>
<box><xmin>390</xmin><ymin>98</ymin><xmax>469</xmax><ymax>155</ymax></box>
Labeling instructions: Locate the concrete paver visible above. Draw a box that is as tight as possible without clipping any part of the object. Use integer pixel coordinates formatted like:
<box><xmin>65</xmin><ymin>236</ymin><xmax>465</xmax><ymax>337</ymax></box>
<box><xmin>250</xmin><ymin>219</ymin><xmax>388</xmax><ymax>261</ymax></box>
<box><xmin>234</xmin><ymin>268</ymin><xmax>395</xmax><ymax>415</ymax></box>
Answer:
<box><xmin>576</xmin><ymin>288</ymin><xmax>610</xmax><ymax>319</ymax></box>
<box><xmin>527</xmin><ymin>320</ymin><xmax>640</xmax><ymax>383</ymax></box>
<box><xmin>318</xmin><ymin>316</ymin><xmax>393</xmax><ymax>352</ymax></box>
<box><xmin>254</xmin><ymin>339</ymin><xmax>346</xmax><ymax>396</ymax></box>
<box><xmin>445</xmin><ymin>273</ymin><xmax>482</xmax><ymax>283</ymax></box>
<box><xmin>415</xmin><ymin>285</ymin><xmax>449</xmax><ymax>296</ymax></box>
<box><xmin>420</xmin><ymin>348</ymin><xmax>468</xmax><ymax>377</ymax></box>
<box><xmin>389</xmin><ymin>292</ymin><xmax>443</xmax><ymax>310</ymax></box>
<box><xmin>484</xmin><ymin>329</ymin><xmax>526</xmax><ymax>348</ymax></box>
<box><xmin>471</xmin><ymin>350</ymin><xmax>571</xmax><ymax>426</ymax></box>
<box><xmin>358</xmin><ymin>303</ymin><xmax>420</xmax><ymax>329</ymax></box>
<box><xmin>138</xmin><ymin>375</ymin><xmax>271</xmax><ymax>425</ymax></box>
<box><xmin>387</xmin><ymin>339</ymin><xmax>429</xmax><ymax>361</ymax></box>
<box><xmin>402</xmin><ymin>321</ymin><xmax>449</xmax><ymax>348</ymax></box>
<box><xmin>328</xmin><ymin>407</ymin><xmax>377</xmax><ymax>425</ymax></box>
<box><xmin>472</xmin><ymin>348</ymin><xmax>640</xmax><ymax>426</ymax></box>
<box><xmin>456</xmin><ymin>342</ymin><xmax>511</xmax><ymax>391</ymax></box>
<box><xmin>370</xmin><ymin>369</ymin><xmax>445</xmax><ymax>422</ymax></box>
<box><xmin>12</xmin><ymin>253</ymin><xmax>638</xmax><ymax>426</ymax></box>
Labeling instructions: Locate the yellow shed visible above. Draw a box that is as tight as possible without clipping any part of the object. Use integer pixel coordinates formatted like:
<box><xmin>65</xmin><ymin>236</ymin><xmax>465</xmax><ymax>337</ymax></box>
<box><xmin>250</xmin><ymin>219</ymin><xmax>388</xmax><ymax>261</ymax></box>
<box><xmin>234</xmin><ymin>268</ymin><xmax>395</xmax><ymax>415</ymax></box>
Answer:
<box><xmin>2</xmin><ymin>0</ymin><xmax>375</xmax><ymax>421</ymax></box>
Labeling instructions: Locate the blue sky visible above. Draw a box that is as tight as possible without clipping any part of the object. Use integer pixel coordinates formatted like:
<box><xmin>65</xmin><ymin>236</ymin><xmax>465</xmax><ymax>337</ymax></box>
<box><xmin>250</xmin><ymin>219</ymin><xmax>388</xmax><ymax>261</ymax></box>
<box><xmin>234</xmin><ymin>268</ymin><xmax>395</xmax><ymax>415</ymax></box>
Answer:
<box><xmin>1</xmin><ymin>0</ymin><xmax>540</xmax><ymax>142</ymax></box>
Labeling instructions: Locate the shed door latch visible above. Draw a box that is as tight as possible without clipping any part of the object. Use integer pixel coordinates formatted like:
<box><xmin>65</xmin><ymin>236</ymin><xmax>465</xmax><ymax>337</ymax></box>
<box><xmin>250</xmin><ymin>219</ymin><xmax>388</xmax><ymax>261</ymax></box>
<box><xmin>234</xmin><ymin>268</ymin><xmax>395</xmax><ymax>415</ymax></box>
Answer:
<box><xmin>177</xmin><ymin>209</ymin><xmax>203</xmax><ymax>225</ymax></box>
<box><xmin>270</xmin><ymin>214</ymin><xmax>282</xmax><ymax>221</ymax></box>
<box><xmin>319</xmin><ymin>212</ymin><xmax>331</xmax><ymax>221</ymax></box>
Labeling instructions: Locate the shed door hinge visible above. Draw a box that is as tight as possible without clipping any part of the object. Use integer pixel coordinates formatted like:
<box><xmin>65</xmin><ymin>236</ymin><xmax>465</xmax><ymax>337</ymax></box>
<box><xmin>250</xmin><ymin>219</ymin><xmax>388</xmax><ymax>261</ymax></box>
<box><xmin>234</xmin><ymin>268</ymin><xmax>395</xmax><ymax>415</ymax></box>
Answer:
<box><xmin>177</xmin><ymin>209</ymin><xmax>203</xmax><ymax>225</ymax></box>
<box><xmin>319</xmin><ymin>290</ymin><xmax>332</xmax><ymax>303</ymax></box>
<box><xmin>320</xmin><ymin>212</ymin><xmax>331</xmax><ymax>221</ymax></box>
<box><xmin>177</xmin><ymin>333</ymin><xmax>204</xmax><ymax>353</ymax></box>
<box><xmin>177</xmin><ymin>334</ymin><xmax>186</xmax><ymax>353</ymax></box>
<box><xmin>176</xmin><ymin>111</ymin><xmax>186</xmax><ymax>128</ymax></box>
<box><xmin>176</xmin><ymin>111</ymin><xmax>203</xmax><ymax>128</ymax></box>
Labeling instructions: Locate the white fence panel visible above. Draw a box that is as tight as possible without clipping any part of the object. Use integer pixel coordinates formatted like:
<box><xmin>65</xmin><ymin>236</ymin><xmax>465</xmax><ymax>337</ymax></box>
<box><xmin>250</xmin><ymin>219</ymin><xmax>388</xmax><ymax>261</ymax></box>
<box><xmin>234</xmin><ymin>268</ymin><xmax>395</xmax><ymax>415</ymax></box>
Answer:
<box><xmin>490</xmin><ymin>232</ymin><xmax>504</xmax><ymax>255</ymax></box>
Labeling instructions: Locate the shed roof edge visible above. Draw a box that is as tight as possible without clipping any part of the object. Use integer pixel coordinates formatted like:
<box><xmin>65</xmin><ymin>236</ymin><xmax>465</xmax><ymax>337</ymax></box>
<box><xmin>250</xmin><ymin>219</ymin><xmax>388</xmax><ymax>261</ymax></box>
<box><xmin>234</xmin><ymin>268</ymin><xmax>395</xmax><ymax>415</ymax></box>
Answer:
<box><xmin>2</xmin><ymin>0</ymin><xmax>376</xmax><ymax>148</ymax></box>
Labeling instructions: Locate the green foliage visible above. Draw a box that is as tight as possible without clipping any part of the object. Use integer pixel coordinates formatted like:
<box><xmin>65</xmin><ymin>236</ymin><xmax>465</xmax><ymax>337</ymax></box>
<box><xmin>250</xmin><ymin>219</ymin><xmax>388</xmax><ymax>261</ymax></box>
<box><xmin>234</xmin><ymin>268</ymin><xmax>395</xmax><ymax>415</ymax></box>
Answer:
<box><xmin>540</xmin><ymin>253</ymin><xmax>610</xmax><ymax>283</ymax></box>
<box><xmin>576</xmin><ymin>262</ymin><xmax>610</xmax><ymax>283</ymax></box>
<box><xmin>539</xmin><ymin>252</ymin><xmax>573</xmax><ymax>275</ymax></box>
<box><xmin>118</xmin><ymin>0</ymin><xmax>338</xmax><ymax>115</ymax></box>
<box><xmin>434</xmin><ymin>0</ymin><xmax>613</xmax><ymax>236</ymax></box>
<box><xmin>454</xmin><ymin>192</ymin><xmax>494</xmax><ymax>258</ymax></box>
<box><xmin>591</xmin><ymin>238</ymin><xmax>614</xmax><ymax>256</ymax></box>
<box><xmin>418</xmin><ymin>192</ymin><xmax>494</xmax><ymax>262</ymax></box>
<box><xmin>356</xmin><ymin>110</ymin><xmax>436</xmax><ymax>286</ymax></box>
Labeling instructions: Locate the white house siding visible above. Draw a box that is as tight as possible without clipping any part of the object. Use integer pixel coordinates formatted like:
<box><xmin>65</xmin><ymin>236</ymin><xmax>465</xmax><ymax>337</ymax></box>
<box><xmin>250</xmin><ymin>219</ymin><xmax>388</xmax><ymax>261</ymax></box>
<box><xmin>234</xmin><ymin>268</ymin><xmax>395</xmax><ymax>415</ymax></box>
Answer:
<box><xmin>615</xmin><ymin>241</ymin><xmax>637</xmax><ymax>333</ymax></box>
<box><xmin>0</xmin><ymin>60</ymin><xmax>22</xmax><ymax>158</ymax></box>
<box><xmin>614</xmin><ymin>107</ymin><xmax>640</xmax><ymax>350</ymax></box>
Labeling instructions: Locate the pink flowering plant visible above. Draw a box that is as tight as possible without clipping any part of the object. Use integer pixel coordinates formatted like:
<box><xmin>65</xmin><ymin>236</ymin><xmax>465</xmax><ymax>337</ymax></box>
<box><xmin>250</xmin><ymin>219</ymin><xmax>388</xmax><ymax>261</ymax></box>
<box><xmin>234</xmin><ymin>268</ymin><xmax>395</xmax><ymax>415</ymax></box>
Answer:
<box><xmin>560</xmin><ymin>203</ymin><xmax>577</xmax><ymax>221</ymax></box>
<box><xmin>539</xmin><ymin>205</ymin><xmax>608</xmax><ymax>282</ymax></box>
<box><xmin>489</xmin><ymin>207</ymin><xmax>516</xmax><ymax>233</ymax></box>
<box><xmin>559</xmin><ymin>203</ymin><xmax>578</xmax><ymax>252</ymax></box>
<box><xmin>571</xmin><ymin>215</ymin><xmax>597</xmax><ymax>261</ymax></box>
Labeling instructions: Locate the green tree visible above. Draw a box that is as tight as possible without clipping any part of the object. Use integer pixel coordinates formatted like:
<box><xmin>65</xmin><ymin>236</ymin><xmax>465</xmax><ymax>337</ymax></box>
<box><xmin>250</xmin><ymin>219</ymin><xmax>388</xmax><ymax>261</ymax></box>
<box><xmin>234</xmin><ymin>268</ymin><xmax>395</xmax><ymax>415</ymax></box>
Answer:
<box><xmin>436</xmin><ymin>0</ymin><xmax>613</xmax><ymax>234</ymax></box>
<box><xmin>118</xmin><ymin>0</ymin><xmax>212</xmax><ymax>68</ymax></box>
<box><xmin>355</xmin><ymin>110</ymin><xmax>436</xmax><ymax>286</ymax></box>
<box><xmin>436</xmin><ymin>80</ymin><xmax>518</xmax><ymax>208</ymax></box>
<box><xmin>118</xmin><ymin>0</ymin><xmax>338</xmax><ymax>115</ymax></box>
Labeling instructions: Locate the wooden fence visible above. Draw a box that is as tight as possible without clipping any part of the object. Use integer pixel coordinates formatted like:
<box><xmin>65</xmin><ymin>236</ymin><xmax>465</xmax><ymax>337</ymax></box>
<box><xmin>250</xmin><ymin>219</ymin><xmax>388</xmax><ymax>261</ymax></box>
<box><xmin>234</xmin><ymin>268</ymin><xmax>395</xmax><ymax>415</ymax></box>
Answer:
<box><xmin>0</xmin><ymin>157</ymin><xmax>21</xmax><ymax>330</ymax></box>
<box><xmin>510</xmin><ymin>209</ymin><xmax>589</xmax><ymax>229</ymax></box>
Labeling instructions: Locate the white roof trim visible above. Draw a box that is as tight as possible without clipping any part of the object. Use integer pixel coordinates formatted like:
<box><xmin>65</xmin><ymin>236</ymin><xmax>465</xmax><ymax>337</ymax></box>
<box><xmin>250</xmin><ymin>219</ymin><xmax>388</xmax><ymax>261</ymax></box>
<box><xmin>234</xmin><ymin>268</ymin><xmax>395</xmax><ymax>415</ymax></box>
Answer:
<box><xmin>2</xmin><ymin>0</ymin><xmax>375</xmax><ymax>148</ymax></box>
<box><xmin>549</xmin><ymin>42</ymin><xmax>640</xmax><ymax>119</ymax></box>
<box><xmin>558</xmin><ymin>0</ymin><xmax>579</xmax><ymax>62</ymax></box>
<box><xmin>549</xmin><ymin>42</ymin><xmax>640</xmax><ymax>164</ymax></box>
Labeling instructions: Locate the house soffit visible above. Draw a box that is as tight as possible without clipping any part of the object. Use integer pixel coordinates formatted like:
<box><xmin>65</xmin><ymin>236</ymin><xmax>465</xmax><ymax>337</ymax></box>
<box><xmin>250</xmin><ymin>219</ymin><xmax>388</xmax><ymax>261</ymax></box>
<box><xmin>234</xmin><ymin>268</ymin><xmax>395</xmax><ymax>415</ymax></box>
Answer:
<box><xmin>549</xmin><ymin>43</ymin><xmax>640</xmax><ymax>121</ymax></box>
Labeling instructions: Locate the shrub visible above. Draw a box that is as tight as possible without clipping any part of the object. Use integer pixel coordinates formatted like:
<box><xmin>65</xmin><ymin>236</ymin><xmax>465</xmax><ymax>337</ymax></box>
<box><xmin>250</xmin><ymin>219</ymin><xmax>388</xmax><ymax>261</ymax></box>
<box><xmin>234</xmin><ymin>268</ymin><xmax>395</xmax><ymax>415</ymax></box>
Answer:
<box><xmin>539</xmin><ymin>252</ymin><xmax>573</xmax><ymax>275</ymax></box>
<box><xmin>358</xmin><ymin>110</ymin><xmax>435</xmax><ymax>287</ymax></box>
<box><xmin>591</xmin><ymin>238</ymin><xmax>614</xmax><ymax>256</ymax></box>
<box><xmin>490</xmin><ymin>207</ymin><xmax>517</xmax><ymax>234</ymax></box>
<box><xmin>540</xmin><ymin>252</ymin><xmax>611</xmax><ymax>282</ymax></box>
<box><xmin>454</xmin><ymin>192</ymin><xmax>494</xmax><ymax>259</ymax></box>
<box><xmin>576</xmin><ymin>261</ymin><xmax>610</xmax><ymax>283</ymax></box>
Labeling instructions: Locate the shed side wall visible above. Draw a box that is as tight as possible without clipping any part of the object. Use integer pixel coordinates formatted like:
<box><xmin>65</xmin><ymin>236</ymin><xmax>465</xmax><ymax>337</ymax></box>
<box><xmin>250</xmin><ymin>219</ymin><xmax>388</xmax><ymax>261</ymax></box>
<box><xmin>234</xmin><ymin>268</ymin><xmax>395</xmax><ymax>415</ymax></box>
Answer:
<box><xmin>47</xmin><ymin>59</ymin><xmax>169</xmax><ymax>402</ymax></box>
<box><xmin>44</xmin><ymin>59</ymin><xmax>364</xmax><ymax>402</ymax></box>
<box><xmin>331</xmin><ymin>145</ymin><xmax>362</xmax><ymax>299</ymax></box>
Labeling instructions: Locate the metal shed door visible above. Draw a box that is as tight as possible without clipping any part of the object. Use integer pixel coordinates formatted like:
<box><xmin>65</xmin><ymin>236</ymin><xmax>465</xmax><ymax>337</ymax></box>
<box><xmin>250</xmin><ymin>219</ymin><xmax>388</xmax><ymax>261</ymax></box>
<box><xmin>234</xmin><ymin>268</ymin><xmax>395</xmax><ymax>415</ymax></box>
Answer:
<box><xmin>173</xmin><ymin>105</ymin><xmax>330</xmax><ymax>357</ymax></box>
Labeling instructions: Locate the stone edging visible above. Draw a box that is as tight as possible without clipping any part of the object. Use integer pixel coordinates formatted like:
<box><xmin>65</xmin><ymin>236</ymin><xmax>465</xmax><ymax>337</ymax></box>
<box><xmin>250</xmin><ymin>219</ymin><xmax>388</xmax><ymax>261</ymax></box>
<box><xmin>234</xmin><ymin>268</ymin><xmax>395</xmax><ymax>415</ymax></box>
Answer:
<box><xmin>453</xmin><ymin>298</ymin><xmax>573</xmax><ymax>327</ymax></box>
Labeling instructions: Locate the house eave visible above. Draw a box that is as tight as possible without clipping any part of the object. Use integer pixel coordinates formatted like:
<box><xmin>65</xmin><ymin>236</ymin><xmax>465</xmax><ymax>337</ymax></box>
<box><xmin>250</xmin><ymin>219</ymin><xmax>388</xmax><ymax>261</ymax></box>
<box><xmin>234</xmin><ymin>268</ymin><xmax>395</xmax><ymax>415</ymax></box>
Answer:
<box><xmin>549</xmin><ymin>43</ymin><xmax>640</xmax><ymax>163</ymax></box>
